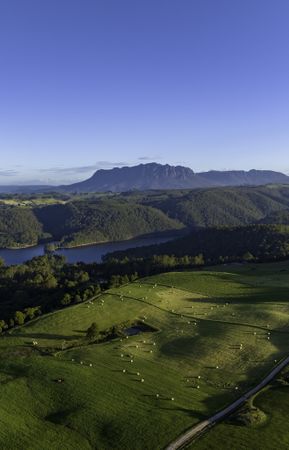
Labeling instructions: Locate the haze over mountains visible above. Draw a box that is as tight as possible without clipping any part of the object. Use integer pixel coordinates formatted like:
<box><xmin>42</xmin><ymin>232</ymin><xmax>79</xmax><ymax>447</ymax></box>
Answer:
<box><xmin>1</xmin><ymin>163</ymin><xmax>289</xmax><ymax>193</ymax></box>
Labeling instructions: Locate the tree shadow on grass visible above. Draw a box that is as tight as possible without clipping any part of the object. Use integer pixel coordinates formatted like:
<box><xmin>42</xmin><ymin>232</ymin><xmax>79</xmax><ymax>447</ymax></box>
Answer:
<box><xmin>0</xmin><ymin>361</ymin><xmax>31</xmax><ymax>379</ymax></box>
<box><xmin>46</xmin><ymin>406</ymin><xmax>84</xmax><ymax>425</ymax></box>
<box><xmin>202</xmin><ymin>390</ymin><xmax>236</xmax><ymax>416</ymax></box>
<box><xmin>184</xmin><ymin>297</ymin><xmax>209</xmax><ymax>303</ymax></box>
<box><xmin>11</xmin><ymin>332</ymin><xmax>81</xmax><ymax>341</ymax></box>
<box><xmin>160</xmin><ymin>322</ymin><xmax>226</xmax><ymax>359</ymax></box>
<box><xmin>157</xmin><ymin>405</ymin><xmax>206</xmax><ymax>420</ymax></box>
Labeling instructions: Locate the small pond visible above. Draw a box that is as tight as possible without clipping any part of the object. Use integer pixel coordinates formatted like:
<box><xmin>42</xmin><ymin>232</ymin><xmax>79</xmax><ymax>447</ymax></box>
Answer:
<box><xmin>124</xmin><ymin>322</ymin><xmax>158</xmax><ymax>336</ymax></box>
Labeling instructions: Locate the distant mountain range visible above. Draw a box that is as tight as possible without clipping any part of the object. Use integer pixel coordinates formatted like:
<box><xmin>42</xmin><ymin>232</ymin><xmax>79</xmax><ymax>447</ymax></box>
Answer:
<box><xmin>1</xmin><ymin>163</ymin><xmax>289</xmax><ymax>193</ymax></box>
<box><xmin>60</xmin><ymin>163</ymin><xmax>289</xmax><ymax>192</ymax></box>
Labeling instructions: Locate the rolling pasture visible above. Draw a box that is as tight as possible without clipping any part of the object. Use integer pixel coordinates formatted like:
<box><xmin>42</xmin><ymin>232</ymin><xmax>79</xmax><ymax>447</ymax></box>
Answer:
<box><xmin>1</xmin><ymin>262</ymin><xmax>289</xmax><ymax>449</ymax></box>
<box><xmin>190</xmin><ymin>382</ymin><xmax>289</xmax><ymax>450</ymax></box>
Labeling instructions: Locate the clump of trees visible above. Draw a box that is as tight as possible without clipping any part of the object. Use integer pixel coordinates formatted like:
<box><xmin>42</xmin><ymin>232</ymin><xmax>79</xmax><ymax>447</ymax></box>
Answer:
<box><xmin>86</xmin><ymin>322</ymin><xmax>98</xmax><ymax>341</ymax></box>
<box><xmin>0</xmin><ymin>255</ymin><xmax>101</xmax><ymax>333</ymax></box>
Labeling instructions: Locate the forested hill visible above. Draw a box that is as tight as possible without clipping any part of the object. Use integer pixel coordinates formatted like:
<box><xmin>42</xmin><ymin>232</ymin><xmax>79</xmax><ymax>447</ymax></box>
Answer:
<box><xmin>260</xmin><ymin>209</ymin><xmax>289</xmax><ymax>225</ymax></box>
<box><xmin>0</xmin><ymin>200</ymin><xmax>182</xmax><ymax>249</ymax></box>
<box><xmin>131</xmin><ymin>185</ymin><xmax>289</xmax><ymax>227</ymax></box>
<box><xmin>35</xmin><ymin>200</ymin><xmax>183</xmax><ymax>247</ymax></box>
<box><xmin>0</xmin><ymin>206</ymin><xmax>43</xmax><ymax>248</ymax></box>
<box><xmin>1</xmin><ymin>184</ymin><xmax>289</xmax><ymax>248</ymax></box>
<box><xmin>106</xmin><ymin>224</ymin><xmax>289</xmax><ymax>264</ymax></box>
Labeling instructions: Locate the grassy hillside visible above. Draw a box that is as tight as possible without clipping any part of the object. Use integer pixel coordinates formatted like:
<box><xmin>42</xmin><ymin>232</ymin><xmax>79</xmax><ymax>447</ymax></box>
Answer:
<box><xmin>1</xmin><ymin>262</ymin><xmax>289</xmax><ymax>449</ymax></box>
<box><xmin>191</xmin><ymin>368</ymin><xmax>289</xmax><ymax>450</ymax></box>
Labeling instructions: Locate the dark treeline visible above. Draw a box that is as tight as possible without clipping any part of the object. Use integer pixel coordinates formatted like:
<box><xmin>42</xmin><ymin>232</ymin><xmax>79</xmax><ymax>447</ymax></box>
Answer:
<box><xmin>106</xmin><ymin>224</ymin><xmax>289</xmax><ymax>264</ymax></box>
<box><xmin>0</xmin><ymin>255</ymin><xmax>101</xmax><ymax>332</ymax></box>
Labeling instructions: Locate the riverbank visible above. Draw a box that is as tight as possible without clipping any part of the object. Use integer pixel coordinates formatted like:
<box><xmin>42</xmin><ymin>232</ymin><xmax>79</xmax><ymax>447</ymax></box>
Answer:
<box><xmin>0</xmin><ymin>233</ymin><xmax>180</xmax><ymax>266</ymax></box>
<box><xmin>4</xmin><ymin>243</ymin><xmax>39</xmax><ymax>250</ymax></box>
<box><xmin>1</xmin><ymin>230</ymin><xmax>186</xmax><ymax>251</ymax></box>
<box><xmin>59</xmin><ymin>230</ymin><xmax>184</xmax><ymax>249</ymax></box>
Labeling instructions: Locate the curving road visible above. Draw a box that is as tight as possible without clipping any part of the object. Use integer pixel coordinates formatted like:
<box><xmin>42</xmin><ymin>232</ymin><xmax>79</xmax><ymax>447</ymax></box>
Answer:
<box><xmin>165</xmin><ymin>354</ymin><xmax>289</xmax><ymax>450</ymax></box>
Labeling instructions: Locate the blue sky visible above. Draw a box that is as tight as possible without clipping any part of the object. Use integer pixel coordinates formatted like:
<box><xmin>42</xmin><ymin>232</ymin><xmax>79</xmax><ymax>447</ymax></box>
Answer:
<box><xmin>1</xmin><ymin>0</ymin><xmax>289</xmax><ymax>184</ymax></box>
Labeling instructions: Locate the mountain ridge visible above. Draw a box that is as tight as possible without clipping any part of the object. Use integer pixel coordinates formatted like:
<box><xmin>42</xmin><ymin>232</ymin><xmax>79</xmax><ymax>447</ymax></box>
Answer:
<box><xmin>0</xmin><ymin>163</ymin><xmax>289</xmax><ymax>193</ymax></box>
<box><xmin>62</xmin><ymin>163</ymin><xmax>289</xmax><ymax>193</ymax></box>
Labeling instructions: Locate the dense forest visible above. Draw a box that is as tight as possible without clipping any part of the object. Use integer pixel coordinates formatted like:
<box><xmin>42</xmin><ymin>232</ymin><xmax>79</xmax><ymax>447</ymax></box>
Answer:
<box><xmin>106</xmin><ymin>224</ymin><xmax>289</xmax><ymax>264</ymax></box>
<box><xmin>0</xmin><ymin>206</ymin><xmax>44</xmax><ymax>248</ymax></box>
<box><xmin>35</xmin><ymin>199</ymin><xmax>183</xmax><ymax>247</ymax></box>
<box><xmin>0</xmin><ymin>199</ymin><xmax>183</xmax><ymax>248</ymax></box>
<box><xmin>1</xmin><ymin>184</ymin><xmax>289</xmax><ymax>248</ymax></box>
<box><xmin>132</xmin><ymin>185</ymin><xmax>289</xmax><ymax>227</ymax></box>
<box><xmin>260</xmin><ymin>209</ymin><xmax>289</xmax><ymax>225</ymax></box>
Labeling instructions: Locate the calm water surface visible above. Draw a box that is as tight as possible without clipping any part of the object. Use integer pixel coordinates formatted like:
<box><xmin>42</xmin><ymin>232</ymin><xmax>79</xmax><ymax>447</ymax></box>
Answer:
<box><xmin>0</xmin><ymin>235</ymin><xmax>175</xmax><ymax>266</ymax></box>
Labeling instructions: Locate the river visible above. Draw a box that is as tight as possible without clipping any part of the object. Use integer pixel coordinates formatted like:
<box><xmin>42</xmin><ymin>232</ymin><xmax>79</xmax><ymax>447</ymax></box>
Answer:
<box><xmin>0</xmin><ymin>235</ymin><xmax>175</xmax><ymax>266</ymax></box>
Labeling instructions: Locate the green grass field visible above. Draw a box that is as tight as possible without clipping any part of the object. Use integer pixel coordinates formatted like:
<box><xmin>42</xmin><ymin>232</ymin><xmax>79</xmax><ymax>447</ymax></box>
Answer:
<box><xmin>1</xmin><ymin>262</ymin><xmax>289</xmax><ymax>449</ymax></box>
<box><xmin>190</xmin><ymin>373</ymin><xmax>289</xmax><ymax>450</ymax></box>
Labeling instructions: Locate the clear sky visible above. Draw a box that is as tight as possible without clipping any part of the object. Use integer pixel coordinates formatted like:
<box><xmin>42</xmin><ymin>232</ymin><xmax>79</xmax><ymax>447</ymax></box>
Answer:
<box><xmin>1</xmin><ymin>0</ymin><xmax>289</xmax><ymax>184</ymax></box>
